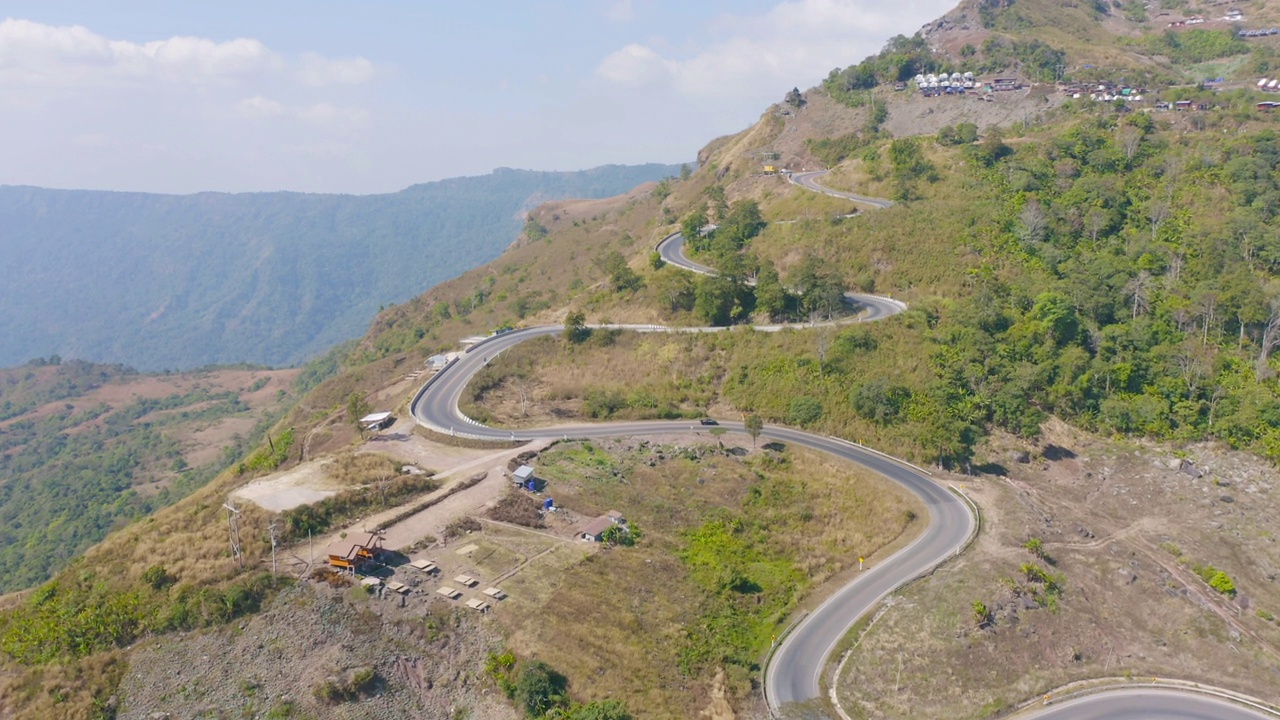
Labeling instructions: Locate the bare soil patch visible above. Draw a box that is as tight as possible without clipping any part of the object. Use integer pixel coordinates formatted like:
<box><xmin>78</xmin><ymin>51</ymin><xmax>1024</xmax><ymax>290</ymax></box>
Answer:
<box><xmin>232</xmin><ymin>458</ymin><xmax>343</xmax><ymax>512</ymax></box>
<box><xmin>833</xmin><ymin>421</ymin><xmax>1280</xmax><ymax>719</ymax></box>
<box><xmin>117</xmin><ymin>581</ymin><xmax>517</xmax><ymax>720</ymax></box>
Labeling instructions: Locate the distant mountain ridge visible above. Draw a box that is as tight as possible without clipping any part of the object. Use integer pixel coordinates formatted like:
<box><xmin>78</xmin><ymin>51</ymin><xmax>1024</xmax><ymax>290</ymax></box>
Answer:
<box><xmin>0</xmin><ymin>163</ymin><xmax>683</xmax><ymax>370</ymax></box>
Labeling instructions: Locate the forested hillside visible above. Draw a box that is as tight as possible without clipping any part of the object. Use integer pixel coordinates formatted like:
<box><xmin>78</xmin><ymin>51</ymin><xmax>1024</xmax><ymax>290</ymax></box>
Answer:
<box><xmin>0</xmin><ymin>358</ymin><xmax>299</xmax><ymax>592</ymax></box>
<box><xmin>0</xmin><ymin>163</ymin><xmax>681</xmax><ymax>371</ymax></box>
<box><xmin>10</xmin><ymin>0</ymin><xmax>1280</xmax><ymax>717</ymax></box>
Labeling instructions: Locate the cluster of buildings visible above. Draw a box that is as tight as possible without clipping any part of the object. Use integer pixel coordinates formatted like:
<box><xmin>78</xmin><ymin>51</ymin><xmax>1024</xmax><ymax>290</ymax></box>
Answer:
<box><xmin>1240</xmin><ymin>28</ymin><xmax>1279</xmax><ymax>38</ymax></box>
<box><xmin>909</xmin><ymin>72</ymin><xmax>1020</xmax><ymax>97</ymax></box>
<box><xmin>1059</xmin><ymin>81</ymin><xmax>1148</xmax><ymax>103</ymax></box>
<box><xmin>511</xmin><ymin>463</ymin><xmax>631</xmax><ymax>543</ymax></box>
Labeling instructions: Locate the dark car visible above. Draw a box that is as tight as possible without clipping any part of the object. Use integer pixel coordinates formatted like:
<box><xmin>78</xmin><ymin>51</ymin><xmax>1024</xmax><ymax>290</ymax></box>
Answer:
<box><xmin>699</xmin><ymin>418</ymin><xmax>719</xmax><ymax>426</ymax></box>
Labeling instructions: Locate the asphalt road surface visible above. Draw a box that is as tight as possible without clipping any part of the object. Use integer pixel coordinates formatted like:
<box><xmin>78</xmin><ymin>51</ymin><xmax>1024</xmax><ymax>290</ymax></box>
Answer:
<box><xmin>789</xmin><ymin>169</ymin><xmax>894</xmax><ymax>209</ymax></box>
<box><xmin>1025</xmin><ymin>688</ymin><xmax>1275</xmax><ymax>719</ymax></box>
<box><xmin>406</xmin><ymin>172</ymin><xmax>1275</xmax><ymax>719</ymax></box>
<box><xmin>652</xmin><ymin>230</ymin><xmax>905</xmax><ymax>321</ymax></box>
<box><xmin>409</xmin><ymin>325</ymin><xmax>973</xmax><ymax>713</ymax></box>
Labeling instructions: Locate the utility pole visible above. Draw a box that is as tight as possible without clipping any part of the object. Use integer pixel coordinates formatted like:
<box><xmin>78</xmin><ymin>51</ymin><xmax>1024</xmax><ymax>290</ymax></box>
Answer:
<box><xmin>268</xmin><ymin>518</ymin><xmax>280</xmax><ymax>576</ymax></box>
<box><xmin>223</xmin><ymin>500</ymin><xmax>243</xmax><ymax>568</ymax></box>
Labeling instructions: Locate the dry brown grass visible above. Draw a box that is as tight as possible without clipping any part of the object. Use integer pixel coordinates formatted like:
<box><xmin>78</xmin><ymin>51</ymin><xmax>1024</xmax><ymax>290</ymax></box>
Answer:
<box><xmin>326</xmin><ymin>451</ymin><xmax>402</xmax><ymax>487</ymax></box>
<box><xmin>487</xmin><ymin>491</ymin><xmax>546</xmax><ymax>528</ymax></box>
<box><xmin>0</xmin><ymin>651</ymin><xmax>125</xmax><ymax>720</ymax></box>
<box><xmin>832</xmin><ymin>425</ymin><xmax>1280</xmax><ymax>719</ymax></box>
<box><xmin>493</xmin><ymin>437</ymin><xmax>922</xmax><ymax>718</ymax></box>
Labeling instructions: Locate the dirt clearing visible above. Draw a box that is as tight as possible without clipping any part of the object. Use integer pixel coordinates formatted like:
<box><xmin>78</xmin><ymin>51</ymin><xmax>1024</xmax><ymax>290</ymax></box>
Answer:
<box><xmin>833</xmin><ymin>422</ymin><xmax>1280</xmax><ymax>719</ymax></box>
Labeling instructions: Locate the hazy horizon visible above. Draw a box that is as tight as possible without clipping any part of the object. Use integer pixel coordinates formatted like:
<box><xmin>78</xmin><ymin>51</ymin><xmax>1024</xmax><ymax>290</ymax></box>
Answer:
<box><xmin>0</xmin><ymin>0</ymin><xmax>958</xmax><ymax>195</ymax></box>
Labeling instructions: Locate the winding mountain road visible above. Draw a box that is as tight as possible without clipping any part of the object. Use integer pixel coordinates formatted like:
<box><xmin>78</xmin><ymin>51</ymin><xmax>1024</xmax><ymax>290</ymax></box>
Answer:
<box><xmin>789</xmin><ymin>169</ymin><xmax>894</xmax><ymax>209</ymax></box>
<box><xmin>409</xmin><ymin>324</ymin><xmax>972</xmax><ymax>714</ymax></box>
<box><xmin>407</xmin><ymin>170</ymin><xmax>1276</xmax><ymax>719</ymax></box>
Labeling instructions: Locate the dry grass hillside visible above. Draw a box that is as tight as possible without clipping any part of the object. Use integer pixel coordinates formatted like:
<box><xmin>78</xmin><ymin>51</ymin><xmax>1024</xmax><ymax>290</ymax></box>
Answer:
<box><xmin>14</xmin><ymin>1</ymin><xmax>1280</xmax><ymax>717</ymax></box>
<box><xmin>836</xmin><ymin>423</ymin><xmax>1280</xmax><ymax>718</ymax></box>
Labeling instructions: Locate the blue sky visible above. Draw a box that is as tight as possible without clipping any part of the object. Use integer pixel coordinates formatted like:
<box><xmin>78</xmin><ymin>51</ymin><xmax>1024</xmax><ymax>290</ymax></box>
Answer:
<box><xmin>0</xmin><ymin>0</ymin><xmax>958</xmax><ymax>194</ymax></box>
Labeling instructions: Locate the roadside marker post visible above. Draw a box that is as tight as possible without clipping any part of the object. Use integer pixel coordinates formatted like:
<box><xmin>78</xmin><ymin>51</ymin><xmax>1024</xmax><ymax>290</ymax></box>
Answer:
<box><xmin>859</xmin><ymin>556</ymin><xmax>864</xmax><ymax>571</ymax></box>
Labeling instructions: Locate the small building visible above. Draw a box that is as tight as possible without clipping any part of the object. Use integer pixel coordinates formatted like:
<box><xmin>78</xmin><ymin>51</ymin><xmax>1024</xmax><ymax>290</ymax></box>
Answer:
<box><xmin>359</xmin><ymin>412</ymin><xmax>394</xmax><ymax>432</ymax></box>
<box><xmin>453</xmin><ymin>574</ymin><xmax>479</xmax><ymax>587</ymax></box>
<box><xmin>427</xmin><ymin>354</ymin><xmax>451</xmax><ymax>370</ymax></box>
<box><xmin>410</xmin><ymin>558</ymin><xmax>438</xmax><ymax>573</ymax></box>
<box><xmin>578</xmin><ymin>511</ymin><xmax>627</xmax><ymax>542</ymax></box>
<box><xmin>326</xmin><ymin>532</ymin><xmax>385</xmax><ymax>570</ymax></box>
<box><xmin>579</xmin><ymin>516</ymin><xmax>614</xmax><ymax>542</ymax></box>
<box><xmin>1174</xmin><ymin>100</ymin><xmax>1193</xmax><ymax>111</ymax></box>
<box><xmin>513</xmin><ymin>464</ymin><xmax>543</xmax><ymax>491</ymax></box>
<box><xmin>466</xmin><ymin>598</ymin><xmax>491</xmax><ymax>612</ymax></box>
<box><xmin>483</xmin><ymin>587</ymin><xmax>507</xmax><ymax>600</ymax></box>
<box><xmin>437</xmin><ymin>587</ymin><xmax>462</xmax><ymax>600</ymax></box>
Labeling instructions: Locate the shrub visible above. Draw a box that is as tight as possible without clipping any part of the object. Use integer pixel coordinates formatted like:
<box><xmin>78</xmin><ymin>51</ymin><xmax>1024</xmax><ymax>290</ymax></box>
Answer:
<box><xmin>1208</xmin><ymin>571</ymin><xmax>1237</xmax><ymax>596</ymax></box>
<box><xmin>489</xmin><ymin>491</ymin><xmax>546</xmax><ymax>528</ymax></box>
<box><xmin>787</xmin><ymin>396</ymin><xmax>824</xmax><ymax>426</ymax></box>
<box><xmin>444</xmin><ymin>516</ymin><xmax>482</xmax><ymax>539</ymax></box>
<box><xmin>513</xmin><ymin>660</ymin><xmax>567</xmax><ymax>718</ymax></box>
<box><xmin>141</xmin><ymin>564</ymin><xmax>176</xmax><ymax>591</ymax></box>
<box><xmin>972</xmin><ymin>600</ymin><xmax>990</xmax><ymax>627</ymax></box>
<box><xmin>1022</xmin><ymin>538</ymin><xmax>1048</xmax><ymax>560</ymax></box>
<box><xmin>313</xmin><ymin>667</ymin><xmax>379</xmax><ymax>704</ymax></box>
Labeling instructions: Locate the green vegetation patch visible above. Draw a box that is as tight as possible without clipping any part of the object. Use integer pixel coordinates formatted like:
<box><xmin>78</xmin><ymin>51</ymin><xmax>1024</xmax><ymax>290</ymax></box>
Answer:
<box><xmin>0</xmin><ymin>383</ymin><xmax>280</xmax><ymax>592</ymax></box>
<box><xmin>502</xmin><ymin>440</ymin><xmax>920</xmax><ymax>715</ymax></box>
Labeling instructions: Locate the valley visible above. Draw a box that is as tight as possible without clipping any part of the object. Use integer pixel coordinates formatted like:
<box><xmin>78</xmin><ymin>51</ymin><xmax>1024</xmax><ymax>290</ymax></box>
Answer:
<box><xmin>10</xmin><ymin>0</ymin><xmax>1280</xmax><ymax>718</ymax></box>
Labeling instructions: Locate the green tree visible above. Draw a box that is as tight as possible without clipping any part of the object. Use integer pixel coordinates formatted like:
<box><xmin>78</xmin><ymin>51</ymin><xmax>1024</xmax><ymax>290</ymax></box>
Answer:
<box><xmin>681</xmin><ymin>208</ymin><xmax>709</xmax><ymax>247</ymax></box>
<box><xmin>648</xmin><ymin>250</ymin><xmax>665</xmax><ymax>270</ymax></box>
<box><xmin>513</xmin><ymin>660</ymin><xmax>567</xmax><ymax>718</ymax></box>
<box><xmin>563</xmin><ymin>312</ymin><xmax>590</xmax><ymax>344</ymax></box>
<box><xmin>744</xmin><ymin>414</ymin><xmax>764</xmax><ymax>447</ymax></box>
<box><xmin>888</xmin><ymin>137</ymin><xmax>935</xmax><ymax>200</ymax></box>
<box><xmin>971</xmin><ymin>127</ymin><xmax>1011</xmax><ymax>166</ymax></box>
<box><xmin>717</xmin><ymin>199</ymin><xmax>765</xmax><ymax>249</ymax></box>
<box><xmin>346</xmin><ymin>392</ymin><xmax>371</xmax><ymax>431</ymax></box>
<box><xmin>791</xmin><ymin>255</ymin><xmax>846</xmax><ymax>320</ymax></box>
<box><xmin>754</xmin><ymin>260</ymin><xmax>791</xmax><ymax>321</ymax></box>
<box><xmin>851</xmin><ymin>380</ymin><xmax>911</xmax><ymax>425</ymax></box>
<box><xmin>597</xmin><ymin>251</ymin><xmax>643</xmax><ymax>293</ymax></box>
<box><xmin>695</xmin><ymin>275</ymin><xmax>741</xmax><ymax>326</ymax></box>
<box><xmin>652</xmin><ymin>270</ymin><xmax>696</xmax><ymax>314</ymax></box>
<box><xmin>787</xmin><ymin>396</ymin><xmax>824</xmax><ymax>426</ymax></box>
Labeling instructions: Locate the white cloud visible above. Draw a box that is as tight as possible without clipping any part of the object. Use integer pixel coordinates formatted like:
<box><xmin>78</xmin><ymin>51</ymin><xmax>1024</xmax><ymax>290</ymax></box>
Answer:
<box><xmin>0</xmin><ymin>18</ymin><xmax>373</xmax><ymax>89</ymax></box>
<box><xmin>605</xmin><ymin>0</ymin><xmax>635</xmax><ymax>22</ymax></box>
<box><xmin>237</xmin><ymin>94</ymin><xmax>285</xmax><ymax>118</ymax></box>
<box><xmin>237</xmin><ymin>95</ymin><xmax>371</xmax><ymax>130</ymax></box>
<box><xmin>596</xmin><ymin>43</ymin><xmax>672</xmax><ymax>86</ymax></box>
<box><xmin>0</xmin><ymin>18</ymin><xmax>277</xmax><ymax>86</ymax></box>
<box><xmin>595</xmin><ymin>0</ymin><xmax>958</xmax><ymax>99</ymax></box>
<box><xmin>295</xmin><ymin>102</ymin><xmax>372</xmax><ymax>130</ymax></box>
<box><xmin>297</xmin><ymin>53</ymin><xmax>376</xmax><ymax>86</ymax></box>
